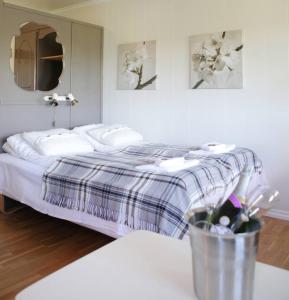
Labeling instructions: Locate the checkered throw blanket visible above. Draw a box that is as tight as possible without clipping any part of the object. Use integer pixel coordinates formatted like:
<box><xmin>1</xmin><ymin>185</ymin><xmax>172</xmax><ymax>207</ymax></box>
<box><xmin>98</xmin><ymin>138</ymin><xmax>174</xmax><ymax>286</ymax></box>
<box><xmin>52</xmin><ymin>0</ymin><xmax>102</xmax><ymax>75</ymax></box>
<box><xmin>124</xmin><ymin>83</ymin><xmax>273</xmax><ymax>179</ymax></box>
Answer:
<box><xmin>42</xmin><ymin>144</ymin><xmax>262</xmax><ymax>239</ymax></box>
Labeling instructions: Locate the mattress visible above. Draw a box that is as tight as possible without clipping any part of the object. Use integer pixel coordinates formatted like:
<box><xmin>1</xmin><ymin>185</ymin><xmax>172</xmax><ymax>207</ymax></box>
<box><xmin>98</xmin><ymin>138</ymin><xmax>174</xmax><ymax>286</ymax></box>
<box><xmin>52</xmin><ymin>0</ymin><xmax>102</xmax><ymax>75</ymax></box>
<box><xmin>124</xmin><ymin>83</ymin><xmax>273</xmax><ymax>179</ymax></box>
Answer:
<box><xmin>0</xmin><ymin>153</ymin><xmax>133</xmax><ymax>238</ymax></box>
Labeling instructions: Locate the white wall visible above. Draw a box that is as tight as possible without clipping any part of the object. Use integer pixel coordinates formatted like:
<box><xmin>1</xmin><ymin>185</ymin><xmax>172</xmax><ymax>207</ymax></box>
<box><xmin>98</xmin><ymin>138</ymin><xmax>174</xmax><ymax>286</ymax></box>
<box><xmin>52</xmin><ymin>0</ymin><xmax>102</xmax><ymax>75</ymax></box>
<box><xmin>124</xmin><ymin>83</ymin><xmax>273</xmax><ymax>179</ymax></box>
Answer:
<box><xmin>59</xmin><ymin>0</ymin><xmax>289</xmax><ymax>215</ymax></box>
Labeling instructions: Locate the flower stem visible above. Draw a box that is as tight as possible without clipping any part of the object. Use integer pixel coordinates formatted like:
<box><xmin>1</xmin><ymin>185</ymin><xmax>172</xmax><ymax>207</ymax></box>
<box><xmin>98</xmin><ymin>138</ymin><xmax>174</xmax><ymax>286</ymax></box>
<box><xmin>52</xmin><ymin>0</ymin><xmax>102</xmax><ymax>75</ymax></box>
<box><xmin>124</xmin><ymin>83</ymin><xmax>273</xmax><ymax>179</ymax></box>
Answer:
<box><xmin>192</xmin><ymin>79</ymin><xmax>204</xmax><ymax>89</ymax></box>
<box><xmin>134</xmin><ymin>64</ymin><xmax>157</xmax><ymax>90</ymax></box>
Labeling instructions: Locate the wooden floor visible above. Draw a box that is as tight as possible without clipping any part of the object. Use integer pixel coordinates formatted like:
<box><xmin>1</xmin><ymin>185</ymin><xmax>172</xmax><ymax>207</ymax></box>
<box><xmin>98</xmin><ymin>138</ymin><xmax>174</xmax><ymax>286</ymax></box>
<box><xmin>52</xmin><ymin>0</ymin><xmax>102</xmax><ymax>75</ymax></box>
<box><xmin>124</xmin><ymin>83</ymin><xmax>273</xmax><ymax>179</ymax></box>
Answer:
<box><xmin>0</xmin><ymin>207</ymin><xmax>114</xmax><ymax>300</ymax></box>
<box><xmin>0</xmin><ymin>208</ymin><xmax>288</xmax><ymax>300</ymax></box>
<box><xmin>257</xmin><ymin>216</ymin><xmax>289</xmax><ymax>269</ymax></box>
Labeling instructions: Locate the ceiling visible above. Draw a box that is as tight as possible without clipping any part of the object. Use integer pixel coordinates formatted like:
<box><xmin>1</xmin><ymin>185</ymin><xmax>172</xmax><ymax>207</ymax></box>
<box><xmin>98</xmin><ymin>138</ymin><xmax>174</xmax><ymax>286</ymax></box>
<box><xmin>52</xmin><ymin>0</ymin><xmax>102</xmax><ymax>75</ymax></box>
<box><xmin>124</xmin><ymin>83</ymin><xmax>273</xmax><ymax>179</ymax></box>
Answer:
<box><xmin>4</xmin><ymin>0</ymin><xmax>104</xmax><ymax>12</ymax></box>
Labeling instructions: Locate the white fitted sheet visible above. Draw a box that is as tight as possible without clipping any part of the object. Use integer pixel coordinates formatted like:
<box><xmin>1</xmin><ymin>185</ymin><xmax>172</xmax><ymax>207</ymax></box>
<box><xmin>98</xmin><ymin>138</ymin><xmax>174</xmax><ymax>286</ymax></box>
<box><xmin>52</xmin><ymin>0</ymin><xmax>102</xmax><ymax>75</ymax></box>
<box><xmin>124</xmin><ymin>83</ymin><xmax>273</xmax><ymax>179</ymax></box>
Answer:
<box><xmin>0</xmin><ymin>153</ymin><xmax>133</xmax><ymax>238</ymax></box>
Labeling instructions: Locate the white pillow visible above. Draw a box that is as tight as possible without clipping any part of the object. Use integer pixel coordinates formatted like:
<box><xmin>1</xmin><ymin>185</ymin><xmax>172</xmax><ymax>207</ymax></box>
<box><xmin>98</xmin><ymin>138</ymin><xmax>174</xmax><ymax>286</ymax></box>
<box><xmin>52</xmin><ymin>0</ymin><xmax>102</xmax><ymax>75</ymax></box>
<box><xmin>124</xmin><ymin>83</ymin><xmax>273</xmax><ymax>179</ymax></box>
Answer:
<box><xmin>73</xmin><ymin>124</ymin><xmax>104</xmax><ymax>134</ymax></box>
<box><xmin>2</xmin><ymin>142</ymin><xmax>18</xmax><ymax>157</ymax></box>
<box><xmin>87</xmin><ymin>126</ymin><xmax>120</xmax><ymax>142</ymax></box>
<box><xmin>73</xmin><ymin>124</ymin><xmax>104</xmax><ymax>149</ymax></box>
<box><xmin>73</xmin><ymin>124</ymin><xmax>124</xmax><ymax>152</ymax></box>
<box><xmin>22</xmin><ymin>128</ymin><xmax>69</xmax><ymax>146</ymax></box>
<box><xmin>88</xmin><ymin>127</ymin><xmax>143</xmax><ymax>146</ymax></box>
<box><xmin>31</xmin><ymin>133</ymin><xmax>94</xmax><ymax>156</ymax></box>
<box><xmin>7</xmin><ymin>134</ymin><xmax>43</xmax><ymax>159</ymax></box>
<box><xmin>5</xmin><ymin>134</ymin><xmax>57</xmax><ymax>167</ymax></box>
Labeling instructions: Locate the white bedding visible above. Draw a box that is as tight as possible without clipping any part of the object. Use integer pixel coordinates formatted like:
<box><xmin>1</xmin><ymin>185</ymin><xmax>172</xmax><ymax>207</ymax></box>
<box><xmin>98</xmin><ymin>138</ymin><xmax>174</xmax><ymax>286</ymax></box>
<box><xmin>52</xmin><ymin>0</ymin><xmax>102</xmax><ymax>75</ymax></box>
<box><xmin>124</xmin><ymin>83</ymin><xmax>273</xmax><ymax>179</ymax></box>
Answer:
<box><xmin>5</xmin><ymin>134</ymin><xmax>57</xmax><ymax>167</ymax></box>
<box><xmin>88</xmin><ymin>126</ymin><xmax>143</xmax><ymax>146</ymax></box>
<box><xmin>29</xmin><ymin>133</ymin><xmax>94</xmax><ymax>156</ymax></box>
<box><xmin>0</xmin><ymin>153</ymin><xmax>267</xmax><ymax>239</ymax></box>
<box><xmin>0</xmin><ymin>154</ymin><xmax>133</xmax><ymax>238</ymax></box>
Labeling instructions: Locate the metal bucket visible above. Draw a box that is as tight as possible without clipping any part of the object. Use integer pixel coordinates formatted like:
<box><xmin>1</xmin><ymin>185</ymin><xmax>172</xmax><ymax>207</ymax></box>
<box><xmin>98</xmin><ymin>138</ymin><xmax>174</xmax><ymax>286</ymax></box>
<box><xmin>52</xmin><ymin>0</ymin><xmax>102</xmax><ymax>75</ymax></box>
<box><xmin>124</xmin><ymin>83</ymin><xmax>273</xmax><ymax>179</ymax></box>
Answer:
<box><xmin>188</xmin><ymin>208</ymin><xmax>262</xmax><ymax>300</ymax></box>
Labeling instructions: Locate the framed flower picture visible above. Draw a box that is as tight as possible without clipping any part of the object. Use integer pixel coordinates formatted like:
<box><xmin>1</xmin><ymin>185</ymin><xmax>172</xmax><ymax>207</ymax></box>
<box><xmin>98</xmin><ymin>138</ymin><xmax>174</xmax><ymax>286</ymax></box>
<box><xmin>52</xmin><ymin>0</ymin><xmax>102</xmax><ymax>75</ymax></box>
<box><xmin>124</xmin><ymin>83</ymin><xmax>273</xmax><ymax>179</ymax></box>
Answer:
<box><xmin>117</xmin><ymin>40</ymin><xmax>157</xmax><ymax>90</ymax></box>
<box><xmin>190</xmin><ymin>30</ymin><xmax>243</xmax><ymax>89</ymax></box>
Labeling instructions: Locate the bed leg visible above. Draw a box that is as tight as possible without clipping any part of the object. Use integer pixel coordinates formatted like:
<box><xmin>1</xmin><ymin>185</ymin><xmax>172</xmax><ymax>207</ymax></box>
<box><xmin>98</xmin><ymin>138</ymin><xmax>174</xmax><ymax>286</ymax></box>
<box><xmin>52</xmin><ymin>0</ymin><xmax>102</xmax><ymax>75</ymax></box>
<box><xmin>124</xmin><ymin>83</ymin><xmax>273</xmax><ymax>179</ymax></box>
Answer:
<box><xmin>0</xmin><ymin>194</ymin><xmax>25</xmax><ymax>215</ymax></box>
<box><xmin>0</xmin><ymin>194</ymin><xmax>4</xmax><ymax>213</ymax></box>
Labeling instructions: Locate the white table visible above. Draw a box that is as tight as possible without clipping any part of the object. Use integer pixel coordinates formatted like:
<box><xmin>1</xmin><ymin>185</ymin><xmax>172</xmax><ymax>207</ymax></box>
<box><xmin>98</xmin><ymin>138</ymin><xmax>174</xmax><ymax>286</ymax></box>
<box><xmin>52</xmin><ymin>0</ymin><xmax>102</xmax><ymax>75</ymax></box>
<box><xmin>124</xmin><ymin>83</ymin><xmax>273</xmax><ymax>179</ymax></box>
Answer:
<box><xmin>16</xmin><ymin>231</ymin><xmax>289</xmax><ymax>300</ymax></box>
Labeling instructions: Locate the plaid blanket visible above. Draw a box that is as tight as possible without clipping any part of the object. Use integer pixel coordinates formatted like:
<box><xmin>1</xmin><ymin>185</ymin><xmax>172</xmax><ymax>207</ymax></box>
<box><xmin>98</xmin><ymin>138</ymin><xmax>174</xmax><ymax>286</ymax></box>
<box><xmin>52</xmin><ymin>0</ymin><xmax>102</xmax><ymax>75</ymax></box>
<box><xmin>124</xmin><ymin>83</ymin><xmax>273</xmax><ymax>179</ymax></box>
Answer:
<box><xmin>42</xmin><ymin>144</ymin><xmax>262</xmax><ymax>239</ymax></box>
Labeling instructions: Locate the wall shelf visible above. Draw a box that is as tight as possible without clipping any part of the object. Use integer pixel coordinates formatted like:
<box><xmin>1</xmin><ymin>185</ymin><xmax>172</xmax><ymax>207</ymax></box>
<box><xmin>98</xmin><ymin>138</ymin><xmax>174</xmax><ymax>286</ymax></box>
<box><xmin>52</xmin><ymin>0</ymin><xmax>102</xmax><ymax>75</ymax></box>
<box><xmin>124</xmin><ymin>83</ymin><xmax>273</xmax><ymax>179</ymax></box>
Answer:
<box><xmin>40</xmin><ymin>55</ymin><xmax>63</xmax><ymax>61</ymax></box>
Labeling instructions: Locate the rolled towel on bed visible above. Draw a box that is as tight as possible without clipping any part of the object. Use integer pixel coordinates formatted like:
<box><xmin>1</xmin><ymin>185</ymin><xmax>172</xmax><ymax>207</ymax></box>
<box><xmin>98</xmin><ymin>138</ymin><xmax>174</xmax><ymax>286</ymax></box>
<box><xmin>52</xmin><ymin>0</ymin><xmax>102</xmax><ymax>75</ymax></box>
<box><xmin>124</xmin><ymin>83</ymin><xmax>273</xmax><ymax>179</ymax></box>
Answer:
<box><xmin>136</xmin><ymin>159</ymin><xmax>200</xmax><ymax>173</ymax></box>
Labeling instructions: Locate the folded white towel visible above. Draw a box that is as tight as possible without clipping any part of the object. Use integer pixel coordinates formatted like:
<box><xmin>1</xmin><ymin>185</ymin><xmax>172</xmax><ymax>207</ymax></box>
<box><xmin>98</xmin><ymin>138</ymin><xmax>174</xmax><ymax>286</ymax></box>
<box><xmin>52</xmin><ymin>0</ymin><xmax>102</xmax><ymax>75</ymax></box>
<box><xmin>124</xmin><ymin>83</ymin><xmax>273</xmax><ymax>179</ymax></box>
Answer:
<box><xmin>188</xmin><ymin>143</ymin><xmax>236</xmax><ymax>156</ymax></box>
<box><xmin>136</xmin><ymin>159</ymin><xmax>200</xmax><ymax>173</ymax></box>
<box><xmin>201</xmin><ymin>142</ymin><xmax>236</xmax><ymax>154</ymax></box>
<box><xmin>155</xmin><ymin>157</ymin><xmax>185</xmax><ymax>168</ymax></box>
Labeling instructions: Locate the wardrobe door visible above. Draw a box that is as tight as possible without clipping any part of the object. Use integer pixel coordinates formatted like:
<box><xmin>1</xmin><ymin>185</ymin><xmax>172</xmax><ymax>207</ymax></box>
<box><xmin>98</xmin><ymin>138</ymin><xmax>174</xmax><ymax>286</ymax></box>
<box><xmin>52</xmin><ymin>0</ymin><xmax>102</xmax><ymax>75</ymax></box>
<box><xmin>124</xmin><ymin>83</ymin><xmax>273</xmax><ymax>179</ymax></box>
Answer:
<box><xmin>0</xmin><ymin>1</ymin><xmax>4</xmax><ymax>103</ymax></box>
<box><xmin>70</xmin><ymin>22</ymin><xmax>103</xmax><ymax>126</ymax></box>
<box><xmin>0</xmin><ymin>6</ymin><xmax>71</xmax><ymax>105</ymax></box>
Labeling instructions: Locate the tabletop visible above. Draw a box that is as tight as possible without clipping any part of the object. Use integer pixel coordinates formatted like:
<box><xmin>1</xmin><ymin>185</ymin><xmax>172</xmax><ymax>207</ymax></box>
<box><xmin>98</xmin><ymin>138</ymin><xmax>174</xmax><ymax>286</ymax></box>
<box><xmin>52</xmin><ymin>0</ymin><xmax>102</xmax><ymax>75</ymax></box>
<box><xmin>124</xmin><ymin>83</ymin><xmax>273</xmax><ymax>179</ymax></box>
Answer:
<box><xmin>16</xmin><ymin>230</ymin><xmax>289</xmax><ymax>300</ymax></box>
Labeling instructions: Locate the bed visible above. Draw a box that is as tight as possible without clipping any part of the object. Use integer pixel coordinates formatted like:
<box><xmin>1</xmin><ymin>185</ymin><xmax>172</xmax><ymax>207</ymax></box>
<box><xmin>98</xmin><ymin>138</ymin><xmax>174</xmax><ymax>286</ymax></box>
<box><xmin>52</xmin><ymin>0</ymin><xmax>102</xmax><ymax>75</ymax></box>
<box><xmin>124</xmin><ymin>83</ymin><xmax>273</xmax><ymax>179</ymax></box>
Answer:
<box><xmin>0</xmin><ymin>153</ymin><xmax>134</xmax><ymax>238</ymax></box>
<box><xmin>0</xmin><ymin>142</ymin><xmax>265</xmax><ymax>239</ymax></box>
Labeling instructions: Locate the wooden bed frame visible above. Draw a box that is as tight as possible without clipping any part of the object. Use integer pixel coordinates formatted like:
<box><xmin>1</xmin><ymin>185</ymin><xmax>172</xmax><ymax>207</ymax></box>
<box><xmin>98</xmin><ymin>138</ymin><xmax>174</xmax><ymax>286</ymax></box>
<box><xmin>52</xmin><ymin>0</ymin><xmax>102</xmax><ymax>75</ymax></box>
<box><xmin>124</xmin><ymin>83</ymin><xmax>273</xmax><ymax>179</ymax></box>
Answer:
<box><xmin>0</xmin><ymin>194</ymin><xmax>25</xmax><ymax>215</ymax></box>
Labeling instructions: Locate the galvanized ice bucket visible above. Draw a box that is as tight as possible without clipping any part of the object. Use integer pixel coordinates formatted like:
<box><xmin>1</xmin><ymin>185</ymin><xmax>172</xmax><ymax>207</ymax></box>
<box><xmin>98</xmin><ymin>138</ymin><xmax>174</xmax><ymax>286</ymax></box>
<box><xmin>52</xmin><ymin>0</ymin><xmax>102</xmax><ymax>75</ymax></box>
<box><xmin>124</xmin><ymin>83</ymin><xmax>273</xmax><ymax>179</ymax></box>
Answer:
<box><xmin>188</xmin><ymin>208</ymin><xmax>262</xmax><ymax>300</ymax></box>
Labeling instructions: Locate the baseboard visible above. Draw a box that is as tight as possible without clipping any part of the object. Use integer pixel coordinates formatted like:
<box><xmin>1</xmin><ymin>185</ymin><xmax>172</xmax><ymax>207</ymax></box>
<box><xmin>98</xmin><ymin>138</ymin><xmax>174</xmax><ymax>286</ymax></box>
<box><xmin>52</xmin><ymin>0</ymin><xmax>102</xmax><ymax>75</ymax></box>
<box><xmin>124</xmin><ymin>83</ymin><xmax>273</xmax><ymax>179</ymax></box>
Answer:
<box><xmin>266</xmin><ymin>209</ymin><xmax>289</xmax><ymax>221</ymax></box>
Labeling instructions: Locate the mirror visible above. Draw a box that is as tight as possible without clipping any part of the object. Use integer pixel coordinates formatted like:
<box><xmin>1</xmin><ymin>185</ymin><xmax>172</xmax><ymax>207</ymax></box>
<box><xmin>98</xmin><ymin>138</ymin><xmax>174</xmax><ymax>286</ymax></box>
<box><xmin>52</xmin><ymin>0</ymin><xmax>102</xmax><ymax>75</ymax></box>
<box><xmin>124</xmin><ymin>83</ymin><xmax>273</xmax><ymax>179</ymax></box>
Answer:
<box><xmin>10</xmin><ymin>22</ymin><xmax>63</xmax><ymax>91</ymax></box>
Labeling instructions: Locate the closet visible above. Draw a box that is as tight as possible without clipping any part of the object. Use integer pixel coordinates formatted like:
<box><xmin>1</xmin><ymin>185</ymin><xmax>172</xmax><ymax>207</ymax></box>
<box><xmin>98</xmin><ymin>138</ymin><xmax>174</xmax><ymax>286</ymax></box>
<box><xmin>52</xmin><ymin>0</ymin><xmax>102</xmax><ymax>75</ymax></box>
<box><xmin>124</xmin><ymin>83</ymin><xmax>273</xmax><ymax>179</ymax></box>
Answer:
<box><xmin>0</xmin><ymin>1</ymin><xmax>103</xmax><ymax>146</ymax></box>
